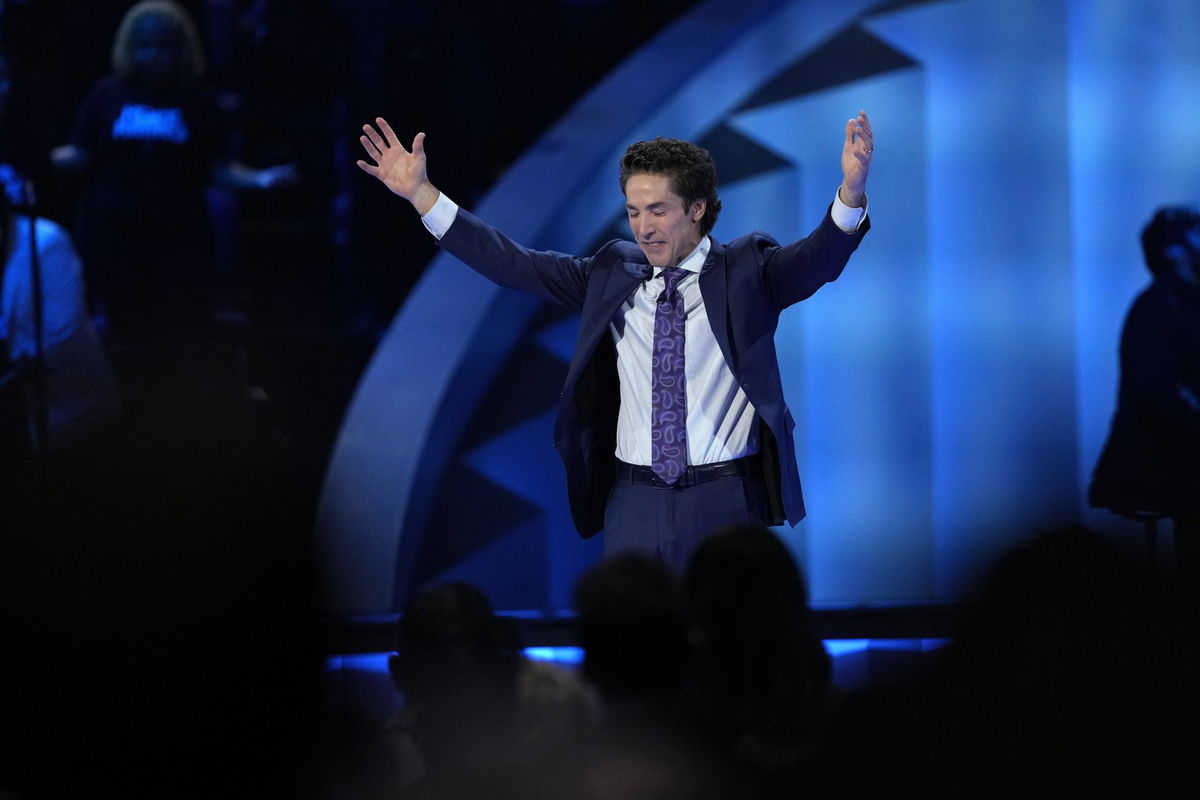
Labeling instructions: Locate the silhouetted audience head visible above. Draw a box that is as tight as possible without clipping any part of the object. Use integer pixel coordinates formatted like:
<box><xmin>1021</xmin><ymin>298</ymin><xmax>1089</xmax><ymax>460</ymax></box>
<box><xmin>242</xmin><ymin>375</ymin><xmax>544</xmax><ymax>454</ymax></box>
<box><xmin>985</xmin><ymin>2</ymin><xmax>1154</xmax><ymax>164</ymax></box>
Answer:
<box><xmin>685</xmin><ymin>523</ymin><xmax>830</xmax><ymax>687</ymax></box>
<box><xmin>683</xmin><ymin>524</ymin><xmax>832</xmax><ymax>793</ymax></box>
<box><xmin>924</xmin><ymin>527</ymin><xmax>1195</xmax><ymax>792</ymax></box>
<box><xmin>814</xmin><ymin>526</ymin><xmax>1200</xmax><ymax>795</ymax></box>
<box><xmin>389</xmin><ymin>581</ymin><xmax>521</xmax><ymax>707</ymax></box>
<box><xmin>566</xmin><ymin>558</ymin><xmax>729</xmax><ymax>800</ymax></box>
<box><xmin>1141</xmin><ymin>205</ymin><xmax>1200</xmax><ymax>280</ymax></box>
<box><xmin>384</xmin><ymin>581</ymin><xmax>524</xmax><ymax>789</ymax></box>
<box><xmin>112</xmin><ymin>0</ymin><xmax>205</xmax><ymax>91</ymax></box>
<box><xmin>953</xmin><ymin>526</ymin><xmax>1195</xmax><ymax>696</ymax></box>
<box><xmin>573</xmin><ymin>553</ymin><xmax>688</xmax><ymax>701</ymax></box>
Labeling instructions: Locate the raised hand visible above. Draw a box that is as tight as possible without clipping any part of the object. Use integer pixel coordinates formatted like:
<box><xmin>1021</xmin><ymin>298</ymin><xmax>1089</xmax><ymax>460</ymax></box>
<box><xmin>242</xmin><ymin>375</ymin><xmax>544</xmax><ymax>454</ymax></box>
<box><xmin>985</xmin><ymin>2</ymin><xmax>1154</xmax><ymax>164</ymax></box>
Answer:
<box><xmin>839</xmin><ymin>110</ymin><xmax>873</xmax><ymax>208</ymax></box>
<box><xmin>357</xmin><ymin>117</ymin><xmax>440</xmax><ymax>215</ymax></box>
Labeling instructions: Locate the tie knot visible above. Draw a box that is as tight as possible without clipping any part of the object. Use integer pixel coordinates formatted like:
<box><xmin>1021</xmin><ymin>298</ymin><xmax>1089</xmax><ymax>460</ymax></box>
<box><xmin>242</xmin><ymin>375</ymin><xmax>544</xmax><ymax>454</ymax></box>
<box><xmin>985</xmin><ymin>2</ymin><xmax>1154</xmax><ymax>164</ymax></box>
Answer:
<box><xmin>660</xmin><ymin>267</ymin><xmax>688</xmax><ymax>291</ymax></box>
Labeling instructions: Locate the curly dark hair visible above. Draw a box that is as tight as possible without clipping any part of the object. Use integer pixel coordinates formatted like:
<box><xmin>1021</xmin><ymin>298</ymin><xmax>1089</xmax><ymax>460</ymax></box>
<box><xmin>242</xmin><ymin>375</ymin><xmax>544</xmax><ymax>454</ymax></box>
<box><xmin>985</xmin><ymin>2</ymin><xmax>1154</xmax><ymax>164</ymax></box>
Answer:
<box><xmin>619</xmin><ymin>137</ymin><xmax>722</xmax><ymax>236</ymax></box>
<box><xmin>1141</xmin><ymin>205</ymin><xmax>1200</xmax><ymax>276</ymax></box>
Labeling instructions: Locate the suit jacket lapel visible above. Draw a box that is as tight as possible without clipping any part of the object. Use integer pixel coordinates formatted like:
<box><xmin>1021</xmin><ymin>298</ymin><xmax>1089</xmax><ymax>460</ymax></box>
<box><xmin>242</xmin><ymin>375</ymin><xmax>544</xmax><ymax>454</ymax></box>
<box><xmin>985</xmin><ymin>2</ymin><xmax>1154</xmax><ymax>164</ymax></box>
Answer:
<box><xmin>563</xmin><ymin>255</ymin><xmax>648</xmax><ymax>389</ymax></box>
<box><xmin>698</xmin><ymin>238</ymin><xmax>737</xmax><ymax>375</ymax></box>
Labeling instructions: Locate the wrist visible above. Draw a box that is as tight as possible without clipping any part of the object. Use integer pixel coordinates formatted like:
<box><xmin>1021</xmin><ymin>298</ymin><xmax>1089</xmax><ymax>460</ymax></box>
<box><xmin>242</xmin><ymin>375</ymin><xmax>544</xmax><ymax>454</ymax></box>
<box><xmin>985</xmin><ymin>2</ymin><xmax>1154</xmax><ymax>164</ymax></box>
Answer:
<box><xmin>838</xmin><ymin>183</ymin><xmax>865</xmax><ymax>208</ymax></box>
<box><xmin>411</xmin><ymin>183</ymin><xmax>440</xmax><ymax>216</ymax></box>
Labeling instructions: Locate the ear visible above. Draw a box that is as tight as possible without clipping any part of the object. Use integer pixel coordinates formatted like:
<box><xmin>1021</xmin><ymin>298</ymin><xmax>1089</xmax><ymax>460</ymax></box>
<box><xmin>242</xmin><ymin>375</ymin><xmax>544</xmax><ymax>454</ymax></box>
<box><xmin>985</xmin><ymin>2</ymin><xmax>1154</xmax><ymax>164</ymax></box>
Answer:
<box><xmin>690</xmin><ymin>199</ymin><xmax>706</xmax><ymax>224</ymax></box>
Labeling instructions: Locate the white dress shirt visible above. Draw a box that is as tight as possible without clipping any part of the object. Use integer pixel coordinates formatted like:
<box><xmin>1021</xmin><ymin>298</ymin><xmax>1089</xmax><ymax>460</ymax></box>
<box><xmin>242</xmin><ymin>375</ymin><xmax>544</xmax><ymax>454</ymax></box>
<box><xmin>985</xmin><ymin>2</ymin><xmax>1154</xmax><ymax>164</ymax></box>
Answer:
<box><xmin>422</xmin><ymin>191</ymin><xmax>866</xmax><ymax>467</ymax></box>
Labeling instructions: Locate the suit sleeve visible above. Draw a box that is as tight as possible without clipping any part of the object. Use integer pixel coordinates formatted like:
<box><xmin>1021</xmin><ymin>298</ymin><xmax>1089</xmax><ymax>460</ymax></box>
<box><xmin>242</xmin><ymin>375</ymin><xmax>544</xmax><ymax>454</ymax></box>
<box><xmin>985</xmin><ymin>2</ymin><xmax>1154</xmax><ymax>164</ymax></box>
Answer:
<box><xmin>760</xmin><ymin>205</ymin><xmax>870</xmax><ymax>310</ymax></box>
<box><xmin>437</xmin><ymin>207</ymin><xmax>594</xmax><ymax>311</ymax></box>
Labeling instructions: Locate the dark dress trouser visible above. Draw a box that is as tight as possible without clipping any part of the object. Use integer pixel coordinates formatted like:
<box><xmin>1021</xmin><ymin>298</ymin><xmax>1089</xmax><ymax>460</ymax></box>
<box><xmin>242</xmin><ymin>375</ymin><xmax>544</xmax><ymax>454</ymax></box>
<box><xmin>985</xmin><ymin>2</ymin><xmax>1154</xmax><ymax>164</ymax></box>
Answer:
<box><xmin>602</xmin><ymin>460</ymin><xmax>772</xmax><ymax>574</ymax></box>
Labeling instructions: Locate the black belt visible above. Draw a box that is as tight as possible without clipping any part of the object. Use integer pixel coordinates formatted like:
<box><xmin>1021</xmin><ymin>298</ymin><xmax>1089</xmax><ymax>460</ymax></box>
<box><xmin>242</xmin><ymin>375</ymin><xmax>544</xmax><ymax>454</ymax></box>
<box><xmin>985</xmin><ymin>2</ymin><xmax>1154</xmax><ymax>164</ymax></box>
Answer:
<box><xmin>615</xmin><ymin>456</ymin><xmax>757</xmax><ymax>489</ymax></box>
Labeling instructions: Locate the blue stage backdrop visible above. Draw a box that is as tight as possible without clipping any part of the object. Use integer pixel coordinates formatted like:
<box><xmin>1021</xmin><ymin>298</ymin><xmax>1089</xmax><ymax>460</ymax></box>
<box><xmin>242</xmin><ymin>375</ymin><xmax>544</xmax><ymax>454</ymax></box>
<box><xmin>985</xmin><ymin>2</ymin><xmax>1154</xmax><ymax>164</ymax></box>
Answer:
<box><xmin>315</xmin><ymin>0</ymin><xmax>1200</xmax><ymax>617</ymax></box>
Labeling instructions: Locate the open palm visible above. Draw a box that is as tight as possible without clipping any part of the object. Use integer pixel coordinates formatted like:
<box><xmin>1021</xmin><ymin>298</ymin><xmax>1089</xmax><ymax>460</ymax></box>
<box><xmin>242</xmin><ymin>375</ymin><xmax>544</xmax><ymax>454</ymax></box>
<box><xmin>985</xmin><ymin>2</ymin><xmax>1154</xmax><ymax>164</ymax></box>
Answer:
<box><xmin>357</xmin><ymin>117</ymin><xmax>436</xmax><ymax>211</ymax></box>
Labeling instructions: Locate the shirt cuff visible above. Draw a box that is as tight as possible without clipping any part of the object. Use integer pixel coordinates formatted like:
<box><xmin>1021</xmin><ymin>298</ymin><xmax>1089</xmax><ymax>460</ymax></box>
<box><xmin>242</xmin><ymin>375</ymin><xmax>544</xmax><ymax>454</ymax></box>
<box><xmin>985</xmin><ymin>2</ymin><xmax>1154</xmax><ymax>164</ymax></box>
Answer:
<box><xmin>831</xmin><ymin>192</ymin><xmax>868</xmax><ymax>234</ymax></box>
<box><xmin>421</xmin><ymin>192</ymin><xmax>459</xmax><ymax>240</ymax></box>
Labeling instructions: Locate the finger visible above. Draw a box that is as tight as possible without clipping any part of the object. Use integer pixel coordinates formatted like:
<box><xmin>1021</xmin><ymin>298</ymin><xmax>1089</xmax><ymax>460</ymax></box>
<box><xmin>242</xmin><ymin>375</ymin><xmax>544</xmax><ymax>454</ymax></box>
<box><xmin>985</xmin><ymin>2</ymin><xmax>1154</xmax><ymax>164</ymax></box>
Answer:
<box><xmin>851</xmin><ymin>111</ymin><xmax>873</xmax><ymax>153</ymax></box>
<box><xmin>844</xmin><ymin>117</ymin><xmax>857</xmax><ymax>148</ymax></box>
<box><xmin>362</xmin><ymin>124</ymin><xmax>387</xmax><ymax>154</ymax></box>
<box><xmin>411</xmin><ymin>131</ymin><xmax>426</xmax><ymax>157</ymax></box>
<box><xmin>858</xmin><ymin>110</ymin><xmax>872</xmax><ymax>137</ymax></box>
<box><xmin>376</xmin><ymin>117</ymin><xmax>401</xmax><ymax>149</ymax></box>
<box><xmin>360</xmin><ymin>134</ymin><xmax>382</xmax><ymax>162</ymax></box>
<box><xmin>857</xmin><ymin>112</ymin><xmax>873</xmax><ymax>146</ymax></box>
<box><xmin>356</xmin><ymin>159</ymin><xmax>380</xmax><ymax>178</ymax></box>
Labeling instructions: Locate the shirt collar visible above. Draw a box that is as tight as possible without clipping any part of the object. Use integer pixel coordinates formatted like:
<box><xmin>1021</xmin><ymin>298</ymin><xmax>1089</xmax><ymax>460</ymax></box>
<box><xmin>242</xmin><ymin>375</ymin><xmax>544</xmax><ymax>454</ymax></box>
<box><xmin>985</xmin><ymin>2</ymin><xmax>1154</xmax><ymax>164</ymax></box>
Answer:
<box><xmin>654</xmin><ymin>236</ymin><xmax>710</xmax><ymax>279</ymax></box>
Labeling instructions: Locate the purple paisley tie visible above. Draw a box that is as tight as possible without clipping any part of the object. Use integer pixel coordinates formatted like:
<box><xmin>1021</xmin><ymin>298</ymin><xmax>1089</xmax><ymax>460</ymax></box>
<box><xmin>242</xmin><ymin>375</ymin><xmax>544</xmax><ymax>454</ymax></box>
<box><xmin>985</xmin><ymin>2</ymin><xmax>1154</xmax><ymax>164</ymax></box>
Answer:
<box><xmin>652</xmin><ymin>267</ymin><xmax>688</xmax><ymax>485</ymax></box>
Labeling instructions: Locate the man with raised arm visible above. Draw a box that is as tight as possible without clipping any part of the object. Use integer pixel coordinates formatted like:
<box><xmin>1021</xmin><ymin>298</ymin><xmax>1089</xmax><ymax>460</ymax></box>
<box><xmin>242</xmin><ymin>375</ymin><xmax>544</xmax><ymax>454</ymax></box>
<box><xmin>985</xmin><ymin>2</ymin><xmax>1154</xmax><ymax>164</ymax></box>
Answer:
<box><xmin>357</xmin><ymin>114</ymin><xmax>873</xmax><ymax>572</ymax></box>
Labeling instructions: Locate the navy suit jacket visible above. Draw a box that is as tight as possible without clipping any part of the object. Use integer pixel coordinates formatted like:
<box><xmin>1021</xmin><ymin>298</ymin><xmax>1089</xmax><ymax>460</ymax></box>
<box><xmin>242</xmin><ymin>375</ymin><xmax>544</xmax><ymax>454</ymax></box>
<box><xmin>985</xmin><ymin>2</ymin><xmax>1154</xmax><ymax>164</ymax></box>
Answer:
<box><xmin>438</xmin><ymin>206</ymin><xmax>869</xmax><ymax>538</ymax></box>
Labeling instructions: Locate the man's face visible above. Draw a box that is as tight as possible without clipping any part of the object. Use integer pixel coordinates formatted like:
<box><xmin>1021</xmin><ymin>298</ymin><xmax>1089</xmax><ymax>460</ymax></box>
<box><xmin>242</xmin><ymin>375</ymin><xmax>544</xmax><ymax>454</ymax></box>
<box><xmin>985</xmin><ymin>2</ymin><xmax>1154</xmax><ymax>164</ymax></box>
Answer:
<box><xmin>624</xmin><ymin>173</ymin><xmax>705</xmax><ymax>269</ymax></box>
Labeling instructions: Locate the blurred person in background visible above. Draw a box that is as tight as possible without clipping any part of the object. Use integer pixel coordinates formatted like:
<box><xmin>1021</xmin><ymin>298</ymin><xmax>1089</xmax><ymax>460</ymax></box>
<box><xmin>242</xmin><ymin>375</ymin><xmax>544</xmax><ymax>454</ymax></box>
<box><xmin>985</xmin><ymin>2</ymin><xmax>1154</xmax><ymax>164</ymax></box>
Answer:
<box><xmin>0</xmin><ymin>190</ymin><xmax>119</xmax><ymax>472</ymax></box>
<box><xmin>50</xmin><ymin>0</ymin><xmax>295</xmax><ymax>351</ymax></box>
<box><xmin>1091</xmin><ymin>206</ymin><xmax>1200</xmax><ymax>583</ymax></box>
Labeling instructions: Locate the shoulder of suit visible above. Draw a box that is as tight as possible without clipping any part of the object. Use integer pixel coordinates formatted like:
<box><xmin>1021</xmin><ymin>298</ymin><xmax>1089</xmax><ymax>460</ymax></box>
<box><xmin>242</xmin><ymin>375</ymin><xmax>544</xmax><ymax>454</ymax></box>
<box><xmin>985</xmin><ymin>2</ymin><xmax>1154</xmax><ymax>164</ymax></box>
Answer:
<box><xmin>600</xmin><ymin>238</ymin><xmax>647</xmax><ymax>262</ymax></box>
<box><xmin>722</xmin><ymin>230</ymin><xmax>782</xmax><ymax>257</ymax></box>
